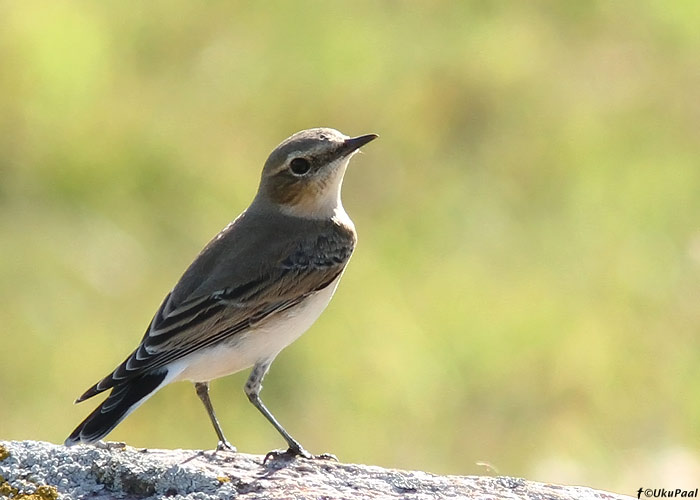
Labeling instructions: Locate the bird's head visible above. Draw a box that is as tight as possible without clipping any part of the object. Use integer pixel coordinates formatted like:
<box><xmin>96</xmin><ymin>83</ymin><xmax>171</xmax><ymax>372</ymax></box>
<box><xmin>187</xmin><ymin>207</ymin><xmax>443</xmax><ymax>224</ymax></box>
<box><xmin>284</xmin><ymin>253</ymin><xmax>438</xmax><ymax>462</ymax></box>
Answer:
<box><xmin>254</xmin><ymin>128</ymin><xmax>378</xmax><ymax>218</ymax></box>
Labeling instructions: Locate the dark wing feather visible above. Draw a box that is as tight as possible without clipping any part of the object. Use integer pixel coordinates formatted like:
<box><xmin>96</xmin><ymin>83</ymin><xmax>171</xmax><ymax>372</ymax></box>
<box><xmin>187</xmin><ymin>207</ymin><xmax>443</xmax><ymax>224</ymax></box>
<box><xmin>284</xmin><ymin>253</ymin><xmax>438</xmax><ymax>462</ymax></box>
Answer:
<box><xmin>76</xmin><ymin>211</ymin><xmax>355</xmax><ymax>402</ymax></box>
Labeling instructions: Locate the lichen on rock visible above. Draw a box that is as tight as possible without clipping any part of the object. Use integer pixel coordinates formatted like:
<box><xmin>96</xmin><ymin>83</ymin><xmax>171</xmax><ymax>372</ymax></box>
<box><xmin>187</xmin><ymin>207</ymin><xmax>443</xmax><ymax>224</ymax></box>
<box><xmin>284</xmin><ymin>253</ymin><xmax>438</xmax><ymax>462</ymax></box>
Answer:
<box><xmin>0</xmin><ymin>440</ymin><xmax>631</xmax><ymax>500</ymax></box>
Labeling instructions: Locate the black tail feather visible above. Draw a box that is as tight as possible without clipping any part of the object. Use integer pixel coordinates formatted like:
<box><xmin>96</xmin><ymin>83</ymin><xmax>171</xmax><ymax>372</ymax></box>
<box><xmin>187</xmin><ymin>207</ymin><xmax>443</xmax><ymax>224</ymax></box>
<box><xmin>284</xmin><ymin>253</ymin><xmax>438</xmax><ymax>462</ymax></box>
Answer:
<box><xmin>65</xmin><ymin>371</ymin><xmax>168</xmax><ymax>445</ymax></box>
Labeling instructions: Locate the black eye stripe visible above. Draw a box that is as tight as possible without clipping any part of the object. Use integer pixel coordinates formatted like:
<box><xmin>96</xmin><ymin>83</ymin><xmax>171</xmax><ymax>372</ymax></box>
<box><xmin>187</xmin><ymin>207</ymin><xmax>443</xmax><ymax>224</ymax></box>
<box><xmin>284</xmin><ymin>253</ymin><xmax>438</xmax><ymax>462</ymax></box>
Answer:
<box><xmin>289</xmin><ymin>157</ymin><xmax>311</xmax><ymax>175</ymax></box>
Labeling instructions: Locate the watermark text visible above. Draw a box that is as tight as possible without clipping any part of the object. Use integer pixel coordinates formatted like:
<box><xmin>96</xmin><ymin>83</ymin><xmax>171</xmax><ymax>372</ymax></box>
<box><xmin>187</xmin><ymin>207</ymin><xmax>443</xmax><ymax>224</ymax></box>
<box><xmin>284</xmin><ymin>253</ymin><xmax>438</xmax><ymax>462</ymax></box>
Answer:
<box><xmin>638</xmin><ymin>488</ymin><xmax>698</xmax><ymax>498</ymax></box>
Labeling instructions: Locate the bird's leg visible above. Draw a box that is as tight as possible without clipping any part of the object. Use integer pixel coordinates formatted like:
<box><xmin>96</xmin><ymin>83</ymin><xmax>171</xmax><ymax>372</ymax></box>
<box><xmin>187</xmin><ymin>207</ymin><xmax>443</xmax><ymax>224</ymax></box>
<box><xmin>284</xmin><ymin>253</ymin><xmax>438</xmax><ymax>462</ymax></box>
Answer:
<box><xmin>244</xmin><ymin>362</ymin><xmax>308</xmax><ymax>458</ymax></box>
<box><xmin>244</xmin><ymin>361</ymin><xmax>337</xmax><ymax>463</ymax></box>
<box><xmin>194</xmin><ymin>381</ymin><xmax>236</xmax><ymax>452</ymax></box>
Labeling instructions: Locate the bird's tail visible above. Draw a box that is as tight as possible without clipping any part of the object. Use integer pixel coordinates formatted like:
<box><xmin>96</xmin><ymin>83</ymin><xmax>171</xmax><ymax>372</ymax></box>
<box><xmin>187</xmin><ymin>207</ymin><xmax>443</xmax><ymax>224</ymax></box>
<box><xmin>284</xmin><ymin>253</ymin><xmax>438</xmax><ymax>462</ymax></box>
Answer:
<box><xmin>65</xmin><ymin>371</ymin><xmax>168</xmax><ymax>446</ymax></box>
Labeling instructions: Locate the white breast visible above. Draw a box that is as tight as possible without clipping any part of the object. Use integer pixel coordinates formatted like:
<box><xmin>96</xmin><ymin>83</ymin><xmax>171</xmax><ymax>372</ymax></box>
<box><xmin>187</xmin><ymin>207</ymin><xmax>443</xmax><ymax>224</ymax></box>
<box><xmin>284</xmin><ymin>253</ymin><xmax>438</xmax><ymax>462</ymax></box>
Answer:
<box><xmin>173</xmin><ymin>274</ymin><xmax>343</xmax><ymax>383</ymax></box>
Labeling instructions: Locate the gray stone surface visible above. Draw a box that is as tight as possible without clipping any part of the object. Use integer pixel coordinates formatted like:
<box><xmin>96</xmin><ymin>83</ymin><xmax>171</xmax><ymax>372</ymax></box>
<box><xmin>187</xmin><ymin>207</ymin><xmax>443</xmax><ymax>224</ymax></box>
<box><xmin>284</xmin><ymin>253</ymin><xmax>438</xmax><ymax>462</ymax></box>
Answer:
<box><xmin>0</xmin><ymin>440</ymin><xmax>632</xmax><ymax>499</ymax></box>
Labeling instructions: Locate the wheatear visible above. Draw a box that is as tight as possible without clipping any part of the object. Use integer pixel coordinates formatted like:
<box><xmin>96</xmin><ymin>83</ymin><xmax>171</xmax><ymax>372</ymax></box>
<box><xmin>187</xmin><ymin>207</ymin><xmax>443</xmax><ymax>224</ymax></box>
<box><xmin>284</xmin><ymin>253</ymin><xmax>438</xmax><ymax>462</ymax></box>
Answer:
<box><xmin>65</xmin><ymin>128</ymin><xmax>378</xmax><ymax>459</ymax></box>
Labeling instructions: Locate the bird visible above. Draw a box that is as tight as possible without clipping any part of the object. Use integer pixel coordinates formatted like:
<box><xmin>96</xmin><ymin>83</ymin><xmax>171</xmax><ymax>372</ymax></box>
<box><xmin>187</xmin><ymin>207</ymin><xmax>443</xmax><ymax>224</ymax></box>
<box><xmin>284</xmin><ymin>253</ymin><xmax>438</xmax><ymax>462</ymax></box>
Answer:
<box><xmin>65</xmin><ymin>127</ymin><xmax>378</xmax><ymax>460</ymax></box>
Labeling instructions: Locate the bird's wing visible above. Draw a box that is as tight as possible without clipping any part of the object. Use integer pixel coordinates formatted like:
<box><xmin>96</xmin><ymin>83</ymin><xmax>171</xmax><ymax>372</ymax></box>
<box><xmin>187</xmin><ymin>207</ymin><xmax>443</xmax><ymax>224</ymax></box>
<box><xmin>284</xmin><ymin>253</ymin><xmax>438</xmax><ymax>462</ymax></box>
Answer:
<box><xmin>77</xmin><ymin>213</ymin><xmax>355</xmax><ymax>401</ymax></box>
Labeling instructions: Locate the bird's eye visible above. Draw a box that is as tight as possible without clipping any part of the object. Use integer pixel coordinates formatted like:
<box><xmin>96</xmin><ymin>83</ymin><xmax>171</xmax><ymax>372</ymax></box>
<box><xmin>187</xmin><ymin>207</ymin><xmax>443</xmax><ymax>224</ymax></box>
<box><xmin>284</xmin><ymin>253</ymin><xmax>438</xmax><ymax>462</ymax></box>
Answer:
<box><xmin>289</xmin><ymin>157</ymin><xmax>311</xmax><ymax>176</ymax></box>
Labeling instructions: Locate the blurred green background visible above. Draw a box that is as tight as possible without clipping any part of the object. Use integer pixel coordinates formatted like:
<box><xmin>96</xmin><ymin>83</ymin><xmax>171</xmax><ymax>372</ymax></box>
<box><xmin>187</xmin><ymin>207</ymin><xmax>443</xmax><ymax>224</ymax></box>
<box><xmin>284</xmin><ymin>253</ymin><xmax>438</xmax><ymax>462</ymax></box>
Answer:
<box><xmin>1</xmin><ymin>1</ymin><xmax>699</xmax><ymax>494</ymax></box>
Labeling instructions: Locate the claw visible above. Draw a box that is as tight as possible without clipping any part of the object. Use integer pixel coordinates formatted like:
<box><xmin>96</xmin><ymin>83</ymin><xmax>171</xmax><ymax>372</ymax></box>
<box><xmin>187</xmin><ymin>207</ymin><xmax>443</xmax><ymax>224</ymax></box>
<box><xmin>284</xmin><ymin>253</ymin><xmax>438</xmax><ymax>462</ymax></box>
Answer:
<box><xmin>94</xmin><ymin>441</ymin><xmax>127</xmax><ymax>450</ymax></box>
<box><xmin>263</xmin><ymin>447</ymin><xmax>337</xmax><ymax>465</ymax></box>
<box><xmin>215</xmin><ymin>441</ymin><xmax>237</xmax><ymax>453</ymax></box>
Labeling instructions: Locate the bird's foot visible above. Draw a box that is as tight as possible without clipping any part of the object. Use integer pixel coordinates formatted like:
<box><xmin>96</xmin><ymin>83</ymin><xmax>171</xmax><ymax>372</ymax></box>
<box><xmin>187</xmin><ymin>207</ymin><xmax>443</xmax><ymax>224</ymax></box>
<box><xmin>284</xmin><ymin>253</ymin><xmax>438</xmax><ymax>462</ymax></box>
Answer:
<box><xmin>94</xmin><ymin>440</ymin><xmax>127</xmax><ymax>450</ymax></box>
<box><xmin>263</xmin><ymin>445</ymin><xmax>337</xmax><ymax>464</ymax></box>
<box><xmin>215</xmin><ymin>440</ymin><xmax>237</xmax><ymax>453</ymax></box>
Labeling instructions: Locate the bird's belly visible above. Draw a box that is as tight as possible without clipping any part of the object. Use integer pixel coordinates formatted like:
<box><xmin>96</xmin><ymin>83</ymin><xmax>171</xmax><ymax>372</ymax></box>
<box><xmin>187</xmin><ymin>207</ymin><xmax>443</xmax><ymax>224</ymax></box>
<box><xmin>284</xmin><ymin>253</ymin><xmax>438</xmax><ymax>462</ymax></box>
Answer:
<box><xmin>174</xmin><ymin>275</ymin><xmax>342</xmax><ymax>383</ymax></box>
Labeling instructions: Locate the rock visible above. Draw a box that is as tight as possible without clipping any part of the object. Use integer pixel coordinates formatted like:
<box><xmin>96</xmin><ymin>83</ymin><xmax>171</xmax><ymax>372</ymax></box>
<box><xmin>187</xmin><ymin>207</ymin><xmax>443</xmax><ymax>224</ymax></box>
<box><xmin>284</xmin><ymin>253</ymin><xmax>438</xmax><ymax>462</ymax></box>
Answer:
<box><xmin>0</xmin><ymin>440</ymin><xmax>631</xmax><ymax>499</ymax></box>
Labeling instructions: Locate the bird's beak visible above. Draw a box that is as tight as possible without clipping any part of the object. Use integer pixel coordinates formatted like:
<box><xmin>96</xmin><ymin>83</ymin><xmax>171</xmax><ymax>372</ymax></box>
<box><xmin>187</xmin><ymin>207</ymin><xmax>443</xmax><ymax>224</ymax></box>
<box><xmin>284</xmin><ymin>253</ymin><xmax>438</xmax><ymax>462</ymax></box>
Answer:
<box><xmin>340</xmin><ymin>133</ymin><xmax>379</xmax><ymax>157</ymax></box>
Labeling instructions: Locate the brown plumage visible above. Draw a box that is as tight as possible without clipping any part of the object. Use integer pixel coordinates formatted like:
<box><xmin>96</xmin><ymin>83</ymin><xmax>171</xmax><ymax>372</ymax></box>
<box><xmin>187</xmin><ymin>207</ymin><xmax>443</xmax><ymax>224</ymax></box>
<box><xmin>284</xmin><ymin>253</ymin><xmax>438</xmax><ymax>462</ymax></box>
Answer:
<box><xmin>66</xmin><ymin>128</ymin><xmax>377</xmax><ymax>459</ymax></box>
